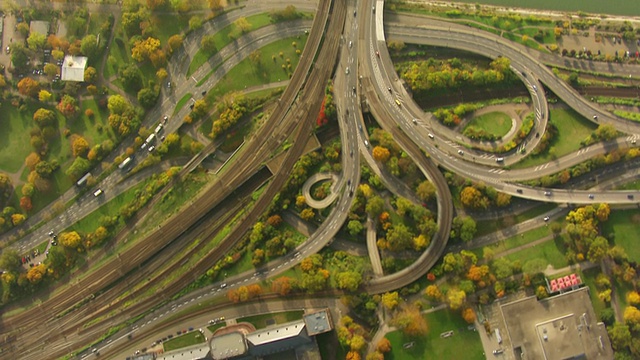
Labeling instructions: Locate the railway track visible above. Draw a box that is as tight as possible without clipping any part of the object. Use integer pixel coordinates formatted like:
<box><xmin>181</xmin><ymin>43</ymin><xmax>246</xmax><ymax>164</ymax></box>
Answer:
<box><xmin>1</xmin><ymin>0</ymin><xmax>341</xmax><ymax>358</ymax></box>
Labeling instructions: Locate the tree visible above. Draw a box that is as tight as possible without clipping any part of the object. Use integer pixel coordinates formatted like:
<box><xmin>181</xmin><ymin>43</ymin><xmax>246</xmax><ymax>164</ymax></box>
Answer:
<box><xmin>83</xmin><ymin>66</ymin><xmax>98</xmax><ymax>84</ymax></box>
<box><xmin>392</xmin><ymin>304</ymin><xmax>428</xmax><ymax>337</ymax></box>
<box><xmin>0</xmin><ymin>249</ymin><xmax>21</xmax><ymax>272</ymax></box>
<box><xmin>118</xmin><ymin>63</ymin><xmax>143</xmax><ymax>92</ymax></box>
<box><xmin>345</xmin><ymin>351</ymin><xmax>361</xmax><ymax>360</ymax></box>
<box><xmin>492</xmin><ymin>258</ymin><xmax>513</xmax><ymax>279</ymax></box>
<box><xmin>20</xmin><ymin>196</ymin><xmax>33</xmax><ymax>212</ymax></box>
<box><xmin>596</xmin><ymin>203</ymin><xmax>611</xmax><ymax>222</ymax></box>
<box><xmin>300</xmin><ymin>208</ymin><xmax>315</xmax><ymax>221</ymax></box>
<box><xmin>137</xmin><ymin>87</ymin><xmax>159</xmax><ymax>109</ymax></box>
<box><xmin>624</xmin><ymin>306</ymin><xmax>640</xmax><ymax>332</ymax></box>
<box><xmin>208</xmin><ymin>0</ymin><xmax>223</xmax><ymax>12</ymax></box>
<box><xmin>386</xmin><ymin>223</ymin><xmax>414</xmax><ymax>251</ymax></box>
<box><xmin>26</xmin><ymin>263</ymin><xmax>47</xmax><ymax>284</ymax></box>
<box><xmin>425</xmin><ymin>284</ymin><xmax>443</xmax><ymax>301</ymax></box>
<box><xmin>377</xmin><ymin>338</ymin><xmax>391</xmax><ymax>353</ymax></box>
<box><xmin>156</xmin><ymin>68</ymin><xmax>168</xmax><ymax>81</ymax></box>
<box><xmin>347</xmin><ymin>220</ymin><xmax>363</xmax><ymax>236</ymax></box>
<box><xmin>66</xmin><ymin>157</ymin><xmax>91</xmax><ymax>181</ymax></box>
<box><xmin>460</xmin><ymin>186</ymin><xmax>488</xmax><ymax>209</ymax></box>
<box><xmin>27</xmin><ymin>32</ymin><xmax>47</xmax><ymax>51</ymax></box>
<box><xmin>17</xmin><ymin>78</ymin><xmax>41</xmax><ymax>98</ymax></box>
<box><xmin>271</xmin><ymin>276</ymin><xmax>294</xmax><ymax>296</ymax></box>
<box><xmin>71</xmin><ymin>136</ymin><xmax>90</xmax><ymax>158</ymax></box>
<box><xmin>201</xmin><ymin>34</ymin><xmax>217</xmax><ymax>54</ymax></box>
<box><xmin>234</xmin><ymin>17</ymin><xmax>252</xmax><ymax>33</ymax></box>
<box><xmin>60</xmin><ymin>231</ymin><xmax>82</xmax><ymax>249</ymax></box>
<box><xmin>608</xmin><ymin>323</ymin><xmax>632</xmax><ymax>351</ymax></box>
<box><xmin>587</xmin><ymin>236</ymin><xmax>609</xmax><ymax>263</ymax></box>
<box><xmin>451</xmin><ymin>216</ymin><xmax>477</xmax><ymax>242</ymax></box>
<box><xmin>594</xmin><ymin>124</ymin><xmax>618</xmax><ymax>141</ymax></box>
<box><xmin>446</xmin><ymin>288</ymin><xmax>467</xmax><ymax>310</ymax></box>
<box><xmin>10</xmin><ymin>42</ymin><xmax>29</xmax><ymax>70</ymax></box>
<box><xmin>0</xmin><ymin>74</ymin><xmax>5</xmax><ymax>88</ymax></box>
<box><xmin>416</xmin><ymin>180</ymin><xmax>436</xmax><ymax>202</ymax></box>
<box><xmin>38</xmin><ymin>89</ymin><xmax>52</xmax><ymax>102</ymax></box>
<box><xmin>381</xmin><ymin>291</ymin><xmax>400</xmax><ymax>310</ymax></box>
<box><xmin>462</xmin><ymin>307</ymin><xmax>476</xmax><ymax>324</ymax></box>
<box><xmin>372</xmin><ymin>146</ymin><xmax>391</xmax><ymax>162</ymax></box>
<box><xmin>131</xmin><ymin>37</ymin><xmax>161</xmax><ymax>62</ymax></box>
<box><xmin>80</xmin><ymin>35</ymin><xmax>99</xmax><ymax>58</ymax></box>
<box><xmin>627</xmin><ymin>291</ymin><xmax>640</xmax><ymax>307</ymax></box>
<box><xmin>167</xmin><ymin>34</ymin><xmax>183</xmax><ymax>54</ymax></box>
<box><xmin>188</xmin><ymin>15</ymin><xmax>203</xmax><ymax>31</ymax></box>
<box><xmin>366</xmin><ymin>196</ymin><xmax>385</xmax><ymax>218</ymax></box>
<box><xmin>349</xmin><ymin>334</ymin><xmax>366</xmax><ymax>352</ymax></box>
<box><xmin>336</xmin><ymin>271</ymin><xmax>362</xmax><ymax>292</ymax></box>
<box><xmin>57</xmin><ymin>95</ymin><xmax>80</xmax><ymax>118</ymax></box>
<box><xmin>11</xmin><ymin>213</ymin><xmax>25</xmax><ymax>226</ymax></box>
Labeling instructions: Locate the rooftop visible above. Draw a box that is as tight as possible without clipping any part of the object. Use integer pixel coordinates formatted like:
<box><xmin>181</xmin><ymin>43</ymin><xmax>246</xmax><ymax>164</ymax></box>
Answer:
<box><xmin>302</xmin><ymin>309</ymin><xmax>333</xmax><ymax>336</ymax></box>
<box><xmin>156</xmin><ymin>343</ymin><xmax>211</xmax><ymax>360</ymax></box>
<box><xmin>500</xmin><ymin>287</ymin><xmax>613</xmax><ymax>360</ymax></box>
<box><xmin>61</xmin><ymin>55</ymin><xmax>88</xmax><ymax>82</ymax></box>
<box><xmin>246</xmin><ymin>320</ymin><xmax>306</xmax><ymax>346</ymax></box>
<box><xmin>210</xmin><ymin>331</ymin><xmax>247</xmax><ymax>360</ymax></box>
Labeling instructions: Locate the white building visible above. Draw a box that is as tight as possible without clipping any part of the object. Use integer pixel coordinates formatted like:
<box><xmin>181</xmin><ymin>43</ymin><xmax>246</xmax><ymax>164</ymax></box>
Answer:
<box><xmin>61</xmin><ymin>55</ymin><xmax>88</xmax><ymax>82</ymax></box>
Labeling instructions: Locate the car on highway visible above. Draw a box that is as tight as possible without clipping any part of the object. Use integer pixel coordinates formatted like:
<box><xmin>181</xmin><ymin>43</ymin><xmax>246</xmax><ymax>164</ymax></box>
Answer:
<box><xmin>48</xmin><ymin>230</ymin><xmax>55</xmax><ymax>237</ymax></box>
<box><xmin>532</xmin><ymin>85</ymin><xmax>537</xmax><ymax>91</ymax></box>
<box><xmin>163</xmin><ymin>115</ymin><xmax>169</xmax><ymax>124</ymax></box>
<box><xmin>345</xmin><ymin>67</ymin><xmax>350</xmax><ymax>75</ymax></box>
<box><xmin>148</xmin><ymin>145</ymin><xmax>155</xmax><ymax>152</ymax></box>
<box><xmin>457</xmin><ymin>150</ymin><xmax>464</xmax><ymax>155</ymax></box>
<box><xmin>493</xmin><ymin>349</ymin><xmax>504</xmax><ymax>355</ymax></box>
<box><xmin>387</xmin><ymin>87</ymin><xmax>392</xmax><ymax>93</ymax></box>
<box><xmin>428</xmin><ymin>133</ymin><xmax>435</xmax><ymax>139</ymax></box>
<box><xmin>220</xmin><ymin>283</ymin><xmax>227</xmax><ymax>289</ymax></box>
<box><xmin>364</xmin><ymin>140</ymin><xmax>369</xmax><ymax>147</ymax></box>
<box><xmin>376</xmin><ymin>50</ymin><xmax>380</xmax><ymax>57</ymax></box>
<box><xmin>496</xmin><ymin>157</ymin><xmax>504</xmax><ymax>163</ymax></box>
<box><xmin>395</xmin><ymin>99</ymin><xmax>401</xmax><ymax>107</ymax></box>
<box><xmin>348</xmin><ymin>41</ymin><xmax>352</xmax><ymax>48</ymax></box>
<box><xmin>93</xmin><ymin>189</ymin><xmax>103</xmax><ymax>197</ymax></box>
<box><xmin>588</xmin><ymin>194</ymin><xmax>594</xmax><ymax>199</ymax></box>
<box><xmin>516</xmin><ymin>189</ymin><xmax>523</xmax><ymax>194</ymax></box>
<box><xmin>412</xmin><ymin>118</ymin><xmax>418</xmax><ymax>124</ymax></box>
<box><xmin>628</xmin><ymin>194</ymin><xmax>635</xmax><ymax>200</ymax></box>
<box><xmin>543</xmin><ymin>216</ymin><xmax>550</xmax><ymax>222</ymax></box>
<box><xmin>544</xmin><ymin>191</ymin><xmax>552</xmax><ymax>196</ymax></box>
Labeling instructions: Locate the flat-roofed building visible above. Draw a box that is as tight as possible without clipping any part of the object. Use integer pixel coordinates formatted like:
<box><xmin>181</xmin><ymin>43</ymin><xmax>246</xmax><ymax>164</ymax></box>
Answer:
<box><xmin>156</xmin><ymin>343</ymin><xmax>211</xmax><ymax>360</ymax></box>
<box><xmin>303</xmin><ymin>309</ymin><xmax>333</xmax><ymax>336</ymax></box>
<box><xmin>61</xmin><ymin>55</ymin><xmax>88</xmax><ymax>82</ymax></box>
<box><xmin>210</xmin><ymin>332</ymin><xmax>247</xmax><ymax>360</ymax></box>
<box><xmin>246</xmin><ymin>320</ymin><xmax>311</xmax><ymax>357</ymax></box>
<box><xmin>499</xmin><ymin>287</ymin><xmax>613</xmax><ymax>360</ymax></box>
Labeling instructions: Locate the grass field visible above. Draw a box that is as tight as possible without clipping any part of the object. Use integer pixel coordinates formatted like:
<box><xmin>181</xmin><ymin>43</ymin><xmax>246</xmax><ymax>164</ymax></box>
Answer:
<box><xmin>237</xmin><ymin>310</ymin><xmax>305</xmax><ymax>329</ymax></box>
<box><xmin>471</xmin><ymin>225</ymin><xmax>554</xmax><ymax>257</ymax></box>
<box><xmin>206</xmin><ymin>322</ymin><xmax>226</xmax><ymax>334</ymax></box>
<box><xmin>464</xmin><ymin>111</ymin><xmax>513</xmax><ymax>138</ymax></box>
<box><xmin>203</xmin><ymin>36</ymin><xmax>307</xmax><ymax>95</ymax></box>
<box><xmin>0</xmin><ymin>103</ymin><xmax>36</xmax><ymax>173</ymax></box>
<box><xmin>512</xmin><ymin>108</ymin><xmax>597</xmax><ymax>169</ymax></box>
<box><xmin>162</xmin><ymin>331</ymin><xmax>206</xmax><ymax>352</ymax></box>
<box><xmin>187</xmin><ymin>13</ymin><xmax>274</xmax><ymax>77</ymax></box>
<box><xmin>444</xmin><ymin>0</ymin><xmax>640</xmax><ymax>16</ymax></box>
<box><xmin>151</xmin><ymin>14</ymin><xmax>190</xmax><ymax>45</ymax></box>
<box><xmin>387</xmin><ymin>308</ymin><xmax>484</xmax><ymax>360</ymax></box>
<box><xmin>580</xmin><ymin>267</ymin><xmax>608</xmax><ymax>316</ymax></box>
<box><xmin>66</xmin><ymin>180</ymin><xmax>147</xmax><ymax>234</ymax></box>
<box><xmin>174</xmin><ymin>93</ymin><xmax>193</xmax><ymax>115</ymax></box>
<box><xmin>601</xmin><ymin>209</ymin><xmax>640</xmax><ymax>262</ymax></box>
<box><xmin>616</xmin><ymin>179</ymin><xmax>640</xmax><ymax>190</ymax></box>
<box><xmin>503</xmin><ymin>235</ymin><xmax>568</xmax><ymax>269</ymax></box>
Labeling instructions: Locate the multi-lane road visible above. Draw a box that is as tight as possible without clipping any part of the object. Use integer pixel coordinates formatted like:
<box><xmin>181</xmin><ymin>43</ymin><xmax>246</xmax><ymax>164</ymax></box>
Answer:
<box><xmin>2</xmin><ymin>0</ymin><xmax>640</xmax><ymax>358</ymax></box>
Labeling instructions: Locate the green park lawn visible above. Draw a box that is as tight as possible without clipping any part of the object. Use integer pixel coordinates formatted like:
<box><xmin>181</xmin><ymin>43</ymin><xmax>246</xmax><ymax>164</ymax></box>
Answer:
<box><xmin>601</xmin><ymin>209</ymin><xmax>640</xmax><ymax>262</ymax></box>
<box><xmin>616</xmin><ymin>179</ymin><xmax>640</xmax><ymax>190</ymax></box>
<box><xmin>0</xmin><ymin>103</ymin><xmax>35</xmax><ymax>173</ymax></box>
<box><xmin>512</xmin><ymin>108</ymin><xmax>598</xmax><ymax>169</ymax></box>
<box><xmin>162</xmin><ymin>331</ymin><xmax>206</xmax><ymax>352</ymax></box>
<box><xmin>464</xmin><ymin>111</ymin><xmax>512</xmax><ymax>138</ymax></box>
<box><xmin>66</xmin><ymin>180</ymin><xmax>147</xmax><ymax>235</ymax></box>
<box><xmin>187</xmin><ymin>13</ymin><xmax>274</xmax><ymax>77</ymax></box>
<box><xmin>104</xmin><ymin>34</ymin><xmax>129</xmax><ymax>81</ymax></box>
<box><xmin>201</xmin><ymin>36</ymin><xmax>307</xmax><ymax>93</ymax></box>
<box><xmin>207</xmin><ymin>322</ymin><xmax>227</xmax><ymax>334</ymax></box>
<box><xmin>471</xmin><ymin>225</ymin><xmax>553</xmax><ymax>258</ymax></box>
<box><xmin>151</xmin><ymin>14</ymin><xmax>190</xmax><ymax>45</ymax></box>
<box><xmin>503</xmin><ymin>235</ymin><xmax>568</xmax><ymax>269</ymax></box>
<box><xmin>238</xmin><ymin>310</ymin><xmax>305</xmax><ymax>329</ymax></box>
<box><xmin>580</xmin><ymin>267</ymin><xmax>608</xmax><ymax>315</ymax></box>
<box><xmin>387</xmin><ymin>308</ymin><xmax>484</xmax><ymax>360</ymax></box>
